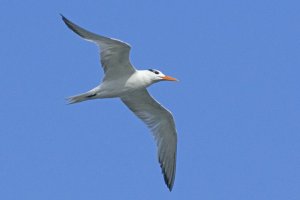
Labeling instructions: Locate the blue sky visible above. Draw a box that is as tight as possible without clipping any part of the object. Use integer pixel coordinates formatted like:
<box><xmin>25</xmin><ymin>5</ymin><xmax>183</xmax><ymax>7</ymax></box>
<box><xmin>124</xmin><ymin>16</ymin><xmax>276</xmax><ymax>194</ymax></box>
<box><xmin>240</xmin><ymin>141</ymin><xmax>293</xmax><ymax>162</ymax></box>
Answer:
<box><xmin>1</xmin><ymin>0</ymin><xmax>299</xmax><ymax>199</ymax></box>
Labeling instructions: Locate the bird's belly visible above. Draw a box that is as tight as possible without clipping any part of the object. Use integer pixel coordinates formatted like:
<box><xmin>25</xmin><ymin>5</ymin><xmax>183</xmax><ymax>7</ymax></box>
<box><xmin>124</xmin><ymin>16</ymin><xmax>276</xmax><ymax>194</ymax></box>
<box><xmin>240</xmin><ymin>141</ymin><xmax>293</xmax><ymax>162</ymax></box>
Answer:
<box><xmin>97</xmin><ymin>80</ymin><xmax>143</xmax><ymax>98</ymax></box>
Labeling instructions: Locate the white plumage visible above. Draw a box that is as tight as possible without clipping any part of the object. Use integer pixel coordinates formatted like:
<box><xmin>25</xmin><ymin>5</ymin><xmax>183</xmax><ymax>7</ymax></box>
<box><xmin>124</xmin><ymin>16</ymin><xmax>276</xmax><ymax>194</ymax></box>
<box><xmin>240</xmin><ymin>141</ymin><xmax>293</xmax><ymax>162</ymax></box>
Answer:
<box><xmin>61</xmin><ymin>15</ymin><xmax>178</xmax><ymax>191</ymax></box>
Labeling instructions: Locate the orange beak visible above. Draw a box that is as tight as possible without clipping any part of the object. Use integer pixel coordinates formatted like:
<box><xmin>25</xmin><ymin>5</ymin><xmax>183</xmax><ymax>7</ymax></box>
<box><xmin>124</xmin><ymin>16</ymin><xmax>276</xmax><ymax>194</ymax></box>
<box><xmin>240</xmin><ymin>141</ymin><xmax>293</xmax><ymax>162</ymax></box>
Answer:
<box><xmin>162</xmin><ymin>75</ymin><xmax>178</xmax><ymax>81</ymax></box>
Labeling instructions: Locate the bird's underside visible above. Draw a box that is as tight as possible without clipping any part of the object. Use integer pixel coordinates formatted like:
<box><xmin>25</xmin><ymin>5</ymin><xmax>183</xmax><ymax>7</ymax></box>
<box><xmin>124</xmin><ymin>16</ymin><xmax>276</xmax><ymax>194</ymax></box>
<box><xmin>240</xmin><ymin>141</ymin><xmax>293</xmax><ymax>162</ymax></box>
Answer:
<box><xmin>61</xmin><ymin>15</ymin><xmax>178</xmax><ymax>191</ymax></box>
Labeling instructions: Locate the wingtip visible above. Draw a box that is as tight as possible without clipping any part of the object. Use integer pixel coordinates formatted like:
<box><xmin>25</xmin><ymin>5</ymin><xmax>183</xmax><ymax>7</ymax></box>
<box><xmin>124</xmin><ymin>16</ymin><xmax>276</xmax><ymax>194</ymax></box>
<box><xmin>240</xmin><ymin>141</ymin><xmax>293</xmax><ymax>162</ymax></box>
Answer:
<box><xmin>165</xmin><ymin>176</ymin><xmax>174</xmax><ymax>192</ymax></box>
<box><xmin>60</xmin><ymin>13</ymin><xmax>69</xmax><ymax>23</ymax></box>
<box><xmin>159</xmin><ymin>157</ymin><xmax>175</xmax><ymax>191</ymax></box>
<box><xmin>163</xmin><ymin>171</ymin><xmax>174</xmax><ymax>192</ymax></box>
<box><xmin>60</xmin><ymin>13</ymin><xmax>65</xmax><ymax>19</ymax></box>
<box><xmin>60</xmin><ymin>14</ymin><xmax>74</xmax><ymax>28</ymax></box>
<box><xmin>60</xmin><ymin>14</ymin><xmax>86</xmax><ymax>39</ymax></box>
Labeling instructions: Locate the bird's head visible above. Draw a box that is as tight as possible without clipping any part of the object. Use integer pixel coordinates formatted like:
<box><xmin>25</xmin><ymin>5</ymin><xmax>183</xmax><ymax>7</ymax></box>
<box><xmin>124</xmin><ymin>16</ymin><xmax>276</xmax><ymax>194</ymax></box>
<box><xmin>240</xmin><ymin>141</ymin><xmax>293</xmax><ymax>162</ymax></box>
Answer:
<box><xmin>146</xmin><ymin>69</ymin><xmax>178</xmax><ymax>83</ymax></box>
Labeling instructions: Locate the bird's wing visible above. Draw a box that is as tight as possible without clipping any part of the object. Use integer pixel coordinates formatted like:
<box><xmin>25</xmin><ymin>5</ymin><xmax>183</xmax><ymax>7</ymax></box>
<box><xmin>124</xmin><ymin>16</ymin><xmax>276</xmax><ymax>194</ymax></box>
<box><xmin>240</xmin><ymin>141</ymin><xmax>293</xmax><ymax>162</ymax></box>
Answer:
<box><xmin>61</xmin><ymin>15</ymin><xmax>136</xmax><ymax>80</ymax></box>
<box><xmin>121</xmin><ymin>89</ymin><xmax>177</xmax><ymax>191</ymax></box>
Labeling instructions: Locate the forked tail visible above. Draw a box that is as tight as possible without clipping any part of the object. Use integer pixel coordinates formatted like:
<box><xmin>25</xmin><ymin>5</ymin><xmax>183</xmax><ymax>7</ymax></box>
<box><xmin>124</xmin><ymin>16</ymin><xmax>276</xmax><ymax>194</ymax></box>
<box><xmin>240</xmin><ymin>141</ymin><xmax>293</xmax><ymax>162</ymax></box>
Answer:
<box><xmin>66</xmin><ymin>91</ymin><xmax>97</xmax><ymax>104</ymax></box>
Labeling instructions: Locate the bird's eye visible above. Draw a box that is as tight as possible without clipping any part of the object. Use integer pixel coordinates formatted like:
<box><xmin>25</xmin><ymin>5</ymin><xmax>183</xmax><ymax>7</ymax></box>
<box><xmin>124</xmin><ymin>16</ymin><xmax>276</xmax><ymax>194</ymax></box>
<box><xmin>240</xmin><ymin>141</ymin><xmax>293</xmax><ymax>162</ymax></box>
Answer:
<box><xmin>148</xmin><ymin>69</ymin><xmax>159</xmax><ymax>74</ymax></box>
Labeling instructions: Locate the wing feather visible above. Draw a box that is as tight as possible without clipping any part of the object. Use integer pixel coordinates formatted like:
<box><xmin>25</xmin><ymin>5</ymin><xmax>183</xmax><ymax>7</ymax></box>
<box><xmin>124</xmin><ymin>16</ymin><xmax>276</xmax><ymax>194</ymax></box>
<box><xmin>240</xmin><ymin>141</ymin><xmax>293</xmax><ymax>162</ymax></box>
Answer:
<box><xmin>121</xmin><ymin>89</ymin><xmax>177</xmax><ymax>191</ymax></box>
<box><xmin>61</xmin><ymin>15</ymin><xmax>136</xmax><ymax>80</ymax></box>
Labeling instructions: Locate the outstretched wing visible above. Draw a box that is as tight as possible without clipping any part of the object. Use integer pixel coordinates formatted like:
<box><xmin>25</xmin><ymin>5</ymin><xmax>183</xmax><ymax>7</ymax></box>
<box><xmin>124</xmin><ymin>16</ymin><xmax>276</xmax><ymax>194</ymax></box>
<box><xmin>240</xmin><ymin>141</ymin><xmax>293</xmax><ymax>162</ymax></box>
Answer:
<box><xmin>121</xmin><ymin>89</ymin><xmax>177</xmax><ymax>191</ymax></box>
<box><xmin>61</xmin><ymin>15</ymin><xmax>136</xmax><ymax>80</ymax></box>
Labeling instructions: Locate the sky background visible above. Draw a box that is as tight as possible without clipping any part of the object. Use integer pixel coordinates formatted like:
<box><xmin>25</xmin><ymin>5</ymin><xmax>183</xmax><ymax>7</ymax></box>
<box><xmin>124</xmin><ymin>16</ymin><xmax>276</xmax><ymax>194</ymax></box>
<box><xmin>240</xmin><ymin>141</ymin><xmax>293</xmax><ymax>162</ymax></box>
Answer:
<box><xmin>1</xmin><ymin>0</ymin><xmax>299</xmax><ymax>199</ymax></box>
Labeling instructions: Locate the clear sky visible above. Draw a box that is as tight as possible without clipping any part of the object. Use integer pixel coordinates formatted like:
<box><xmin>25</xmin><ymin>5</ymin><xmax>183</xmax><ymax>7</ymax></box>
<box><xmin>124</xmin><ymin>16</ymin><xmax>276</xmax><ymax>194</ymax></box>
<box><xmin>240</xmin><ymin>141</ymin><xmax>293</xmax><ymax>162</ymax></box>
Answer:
<box><xmin>1</xmin><ymin>0</ymin><xmax>299</xmax><ymax>199</ymax></box>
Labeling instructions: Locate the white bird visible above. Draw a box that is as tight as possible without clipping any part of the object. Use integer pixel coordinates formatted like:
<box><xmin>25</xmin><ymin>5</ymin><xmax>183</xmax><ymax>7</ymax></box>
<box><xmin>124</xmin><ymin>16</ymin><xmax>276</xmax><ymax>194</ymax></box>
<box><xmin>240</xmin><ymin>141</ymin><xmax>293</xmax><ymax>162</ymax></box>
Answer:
<box><xmin>61</xmin><ymin>15</ymin><xmax>178</xmax><ymax>191</ymax></box>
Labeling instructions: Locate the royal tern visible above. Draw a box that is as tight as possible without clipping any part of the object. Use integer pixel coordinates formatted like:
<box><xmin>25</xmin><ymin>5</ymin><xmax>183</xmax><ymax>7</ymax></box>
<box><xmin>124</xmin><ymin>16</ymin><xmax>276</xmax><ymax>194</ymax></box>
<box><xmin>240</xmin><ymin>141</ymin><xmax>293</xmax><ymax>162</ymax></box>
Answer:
<box><xmin>61</xmin><ymin>15</ymin><xmax>178</xmax><ymax>191</ymax></box>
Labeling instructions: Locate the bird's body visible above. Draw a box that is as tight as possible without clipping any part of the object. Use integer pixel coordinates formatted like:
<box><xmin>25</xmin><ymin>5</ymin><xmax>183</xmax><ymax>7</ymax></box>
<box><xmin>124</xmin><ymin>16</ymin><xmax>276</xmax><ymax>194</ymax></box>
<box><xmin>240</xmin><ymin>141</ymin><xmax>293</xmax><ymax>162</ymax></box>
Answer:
<box><xmin>69</xmin><ymin>70</ymin><xmax>156</xmax><ymax>103</ymax></box>
<box><xmin>61</xmin><ymin>15</ymin><xmax>178</xmax><ymax>191</ymax></box>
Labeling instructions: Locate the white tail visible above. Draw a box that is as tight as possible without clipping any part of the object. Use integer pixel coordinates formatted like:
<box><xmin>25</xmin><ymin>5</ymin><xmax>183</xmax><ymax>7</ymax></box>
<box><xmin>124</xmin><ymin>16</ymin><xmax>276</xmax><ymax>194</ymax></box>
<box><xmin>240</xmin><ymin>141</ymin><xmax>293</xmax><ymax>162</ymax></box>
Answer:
<box><xmin>66</xmin><ymin>92</ymin><xmax>97</xmax><ymax>104</ymax></box>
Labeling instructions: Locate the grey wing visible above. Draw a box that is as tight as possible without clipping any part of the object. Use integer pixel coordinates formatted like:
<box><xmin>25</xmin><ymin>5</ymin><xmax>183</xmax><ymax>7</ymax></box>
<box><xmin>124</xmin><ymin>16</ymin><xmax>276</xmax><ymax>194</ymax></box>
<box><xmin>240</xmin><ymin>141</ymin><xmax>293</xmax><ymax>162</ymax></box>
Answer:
<box><xmin>61</xmin><ymin>15</ymin><xmax>136</xmax><ymax>80</ymax></box>
<box><xmin>121</xmin><ymin>89</ymin><xmax>177</xmax><ymax>191</ymax></box>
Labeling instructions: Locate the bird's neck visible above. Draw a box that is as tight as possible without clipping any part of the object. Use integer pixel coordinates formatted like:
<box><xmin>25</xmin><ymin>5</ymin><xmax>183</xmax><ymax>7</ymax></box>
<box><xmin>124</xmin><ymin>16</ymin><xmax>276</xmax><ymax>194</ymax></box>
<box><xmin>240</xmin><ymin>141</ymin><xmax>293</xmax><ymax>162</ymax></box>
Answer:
<box><xmin>135</xmin><ymin>70</ymin><xmax>155</xmax><ymax>88</ymax></box>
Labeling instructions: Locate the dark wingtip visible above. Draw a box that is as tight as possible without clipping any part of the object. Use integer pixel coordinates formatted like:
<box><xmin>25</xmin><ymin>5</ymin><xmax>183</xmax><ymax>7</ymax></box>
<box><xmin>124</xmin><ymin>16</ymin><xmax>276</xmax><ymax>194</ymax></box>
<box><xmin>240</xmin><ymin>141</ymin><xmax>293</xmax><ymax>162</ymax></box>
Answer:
<box><xmin>159</xmin><ymin>158</ymin><xmax>174</xmax><ymax>191</ymax></box>
<box><xmin>60</xmin><ymin>14</ymin><xmax>69</xmax><ymax>24</ymax></box>
<box><xmin>60</xmin><ymin>13</ymin><xmax>65</xmax><ymax>20</ymax></box>
<box><xmin>60</xmin><ymin>14</ymin><xmax>86</xmax><ymax>39</ymax></box>
<box><xmin>164</xmin><ymin>174</ymin><xmax>173</xmax><ymax>191</ymax></box>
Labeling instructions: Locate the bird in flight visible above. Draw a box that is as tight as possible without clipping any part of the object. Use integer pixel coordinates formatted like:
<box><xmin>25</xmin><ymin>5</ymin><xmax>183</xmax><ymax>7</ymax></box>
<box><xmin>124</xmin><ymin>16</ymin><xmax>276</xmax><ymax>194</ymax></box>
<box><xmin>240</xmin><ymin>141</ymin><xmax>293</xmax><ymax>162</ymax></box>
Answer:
<box><xmin>61</xmin><ymin>15</ymin><xmax>178</xmax><ymax>191</ymax></box>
